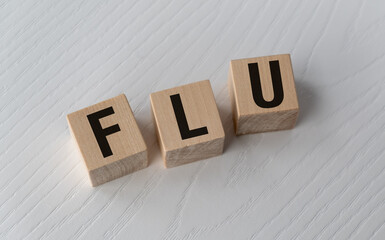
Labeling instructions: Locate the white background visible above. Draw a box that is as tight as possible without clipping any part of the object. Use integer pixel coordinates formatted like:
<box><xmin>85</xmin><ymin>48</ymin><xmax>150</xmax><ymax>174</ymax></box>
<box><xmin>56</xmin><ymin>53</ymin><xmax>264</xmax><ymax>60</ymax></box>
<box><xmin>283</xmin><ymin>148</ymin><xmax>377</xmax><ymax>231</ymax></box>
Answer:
<box><xmin>1</xmin><ymin>0</ymin><xmax>385</xmax><ymax>239</ymax></box>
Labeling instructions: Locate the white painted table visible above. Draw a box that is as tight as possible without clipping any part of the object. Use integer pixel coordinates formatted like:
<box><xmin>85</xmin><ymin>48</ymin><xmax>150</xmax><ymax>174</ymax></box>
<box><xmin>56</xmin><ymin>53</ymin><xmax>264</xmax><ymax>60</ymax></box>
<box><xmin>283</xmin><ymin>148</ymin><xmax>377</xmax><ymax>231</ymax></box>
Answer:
<box><xmin>1</xmin><ymin>0</ymin><xmax>385</xmax><ymax>239</ymax></box>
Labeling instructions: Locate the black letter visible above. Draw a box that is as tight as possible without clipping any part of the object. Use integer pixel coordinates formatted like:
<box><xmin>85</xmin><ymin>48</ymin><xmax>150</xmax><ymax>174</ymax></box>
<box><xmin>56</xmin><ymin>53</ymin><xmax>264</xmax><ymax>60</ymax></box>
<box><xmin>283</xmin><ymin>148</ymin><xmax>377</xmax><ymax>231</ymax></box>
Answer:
<box><xmin>87</xmin><ymin>107</ymin><xmax>121</xmax><ymax>158</ymax></box>
<box><xmin>170</xmin><ymin>94</ymin><xmax>208</xmax><ymax>140</ymax></box>
<box><xmin>248</xmin><ymin>60</ymin><xmax>284</xmax><ymax>108</ymax></box>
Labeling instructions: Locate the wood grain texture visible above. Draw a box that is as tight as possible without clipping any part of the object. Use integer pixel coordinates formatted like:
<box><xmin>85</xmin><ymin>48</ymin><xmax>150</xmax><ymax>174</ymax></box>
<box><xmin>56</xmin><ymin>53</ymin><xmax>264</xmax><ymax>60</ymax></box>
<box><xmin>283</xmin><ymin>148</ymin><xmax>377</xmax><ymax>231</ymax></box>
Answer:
<box><xmin>229</xmin><ymin>54</ymin><xmax>299</xmax><ymax>135</ymax></box>
<box><xmin>150</xmin><ymin>80</ymin><xmax>225</xmax><ymax>168</ymax></box>
<box><xmin>1</xmin><ymin>0</ymin><xmax>385</xmax><ymax>239</ymax></box>
<box><xmin>67</xmin><ymin>94</ymin><xmax>147</xmax><ymax>186</ymax></box>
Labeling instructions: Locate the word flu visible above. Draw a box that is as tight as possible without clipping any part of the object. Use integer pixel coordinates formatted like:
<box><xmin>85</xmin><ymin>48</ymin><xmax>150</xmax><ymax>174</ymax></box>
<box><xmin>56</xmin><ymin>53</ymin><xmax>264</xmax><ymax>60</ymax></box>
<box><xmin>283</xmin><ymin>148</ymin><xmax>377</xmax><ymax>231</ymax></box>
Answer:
<box><xmin>67</xmin><ymin>54</ymin><xmax>299</xmax><ymax>186</ymax></box>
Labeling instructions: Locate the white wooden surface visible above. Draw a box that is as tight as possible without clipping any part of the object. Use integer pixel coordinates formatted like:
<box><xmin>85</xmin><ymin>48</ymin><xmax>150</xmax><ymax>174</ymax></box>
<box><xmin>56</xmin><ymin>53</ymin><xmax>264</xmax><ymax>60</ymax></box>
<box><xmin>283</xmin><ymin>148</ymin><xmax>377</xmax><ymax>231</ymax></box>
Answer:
<box><xmin>1</xmin><ymin>0</ymin><xmax>385</xmax><ymax>239</ymax></box>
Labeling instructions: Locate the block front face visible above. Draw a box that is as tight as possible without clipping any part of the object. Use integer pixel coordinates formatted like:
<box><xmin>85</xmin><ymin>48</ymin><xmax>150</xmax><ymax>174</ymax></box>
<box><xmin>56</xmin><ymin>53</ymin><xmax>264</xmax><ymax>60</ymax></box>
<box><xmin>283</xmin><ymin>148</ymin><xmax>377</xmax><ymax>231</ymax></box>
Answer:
<box><xmin>67</xmin><ymin>94</ymin><xmax>147</xmax><ymax>186</ymax></box>
<box><xmin>229</xmin><ymin>54</ymin><xmax>299</xmax><ymax>135</ymax></box>
<box><xmin>150</xmin><ymin>80</ymin><xmax>225</xmax><ymax>168</ymax></box>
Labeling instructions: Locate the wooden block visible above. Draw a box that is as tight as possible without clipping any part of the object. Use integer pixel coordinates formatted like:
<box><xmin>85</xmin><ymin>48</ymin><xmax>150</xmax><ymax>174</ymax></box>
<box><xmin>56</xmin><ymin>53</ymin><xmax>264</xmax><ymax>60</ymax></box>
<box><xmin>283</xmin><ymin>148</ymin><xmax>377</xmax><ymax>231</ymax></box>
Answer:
<box><xmin>228</xmin><ymin>54</ymin><xmax>299</xmax><ymax>135</ymax></box>
<box><xmin>150</xmin><ymin>80</ymin><xmax>225</xmax><ymax>168</ymax></box>
<box><xmin>67</xmin><ymin>94</ymin><xmax>147</xmax><ymax>187</ymax></box>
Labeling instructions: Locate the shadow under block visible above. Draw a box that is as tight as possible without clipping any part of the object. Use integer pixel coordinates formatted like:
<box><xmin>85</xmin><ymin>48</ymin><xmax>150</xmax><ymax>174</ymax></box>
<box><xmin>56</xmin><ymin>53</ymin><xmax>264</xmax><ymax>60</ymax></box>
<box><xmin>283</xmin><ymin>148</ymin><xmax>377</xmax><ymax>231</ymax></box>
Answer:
<box><xmin>150</xmin><ymin>80</ymin><xmax>225</xmax><ymax>168</ymax></box>
<box><xmin>228</xmin><ymin>54</ymin><xmax>299</xmax><ymax>135</ymax></box>
<box><xmin>67</xmin><ymin>94</ymin><xmax>147</xmax><ymax>187</ymax></box>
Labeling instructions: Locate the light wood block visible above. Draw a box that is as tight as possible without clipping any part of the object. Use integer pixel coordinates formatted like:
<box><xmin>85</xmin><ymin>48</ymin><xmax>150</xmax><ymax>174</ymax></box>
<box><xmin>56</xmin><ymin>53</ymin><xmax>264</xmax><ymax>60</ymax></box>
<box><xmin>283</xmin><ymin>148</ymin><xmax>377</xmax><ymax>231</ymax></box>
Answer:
<box><xmin>67</xmin><ymin>94</ymin><xmax>147</xmax><ymax>187</ymax></box>
<box><xmin>228</xmin><ymin>54</ymin><xmax>299</xmax><ymax>135</ymax></box>
<box><xmin>150</xmin><ymin>80</ymin><xmax>225</xmax><ymax>168</ymax></box>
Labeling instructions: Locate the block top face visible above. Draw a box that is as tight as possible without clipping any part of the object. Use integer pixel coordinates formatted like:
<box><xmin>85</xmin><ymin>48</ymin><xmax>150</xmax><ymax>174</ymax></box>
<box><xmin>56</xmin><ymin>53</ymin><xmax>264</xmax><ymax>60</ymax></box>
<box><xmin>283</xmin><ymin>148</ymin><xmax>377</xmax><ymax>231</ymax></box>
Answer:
<box><xmin>150</xmin><ymin>80</ymin><xmax>225</xmax><ymax>152</ymax></box>
<box><xmin>230</xmin><ymin>54</ymin><xmax>299</xmax><ymax>116</ymax></box>
<box><xmin>67</xmin><ymin>94</ymin><xmax>146</xmax><ymax>171</ymax></box>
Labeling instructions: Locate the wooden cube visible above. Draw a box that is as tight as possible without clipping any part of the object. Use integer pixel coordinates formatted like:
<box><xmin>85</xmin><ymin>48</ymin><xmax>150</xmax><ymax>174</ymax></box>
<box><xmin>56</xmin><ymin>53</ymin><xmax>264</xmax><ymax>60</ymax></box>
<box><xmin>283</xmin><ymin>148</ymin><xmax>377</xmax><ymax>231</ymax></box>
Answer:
<box><xmin>150</xmin><ymin>80</ymin><xmax>225</xmax><ymax>168</ymax></box>
<box><xmin>228</xmin><ymin>54</ymin><xmax>299</xmax><ymax>135</ymax></box>
<box><xmin>67</xmin><ymin>94</ymin><xmax>147</xmax><ymax>187</ymax></box>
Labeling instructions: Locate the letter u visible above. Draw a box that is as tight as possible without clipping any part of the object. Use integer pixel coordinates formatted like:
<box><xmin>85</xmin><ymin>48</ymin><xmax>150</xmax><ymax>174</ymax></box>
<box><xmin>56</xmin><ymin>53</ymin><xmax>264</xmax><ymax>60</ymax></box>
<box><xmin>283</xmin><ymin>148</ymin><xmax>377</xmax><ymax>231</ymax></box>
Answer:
<box><xmin>248</xmin><ymin>60</ymin><xmax>284</xmax><ymax>108</ymax></box>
